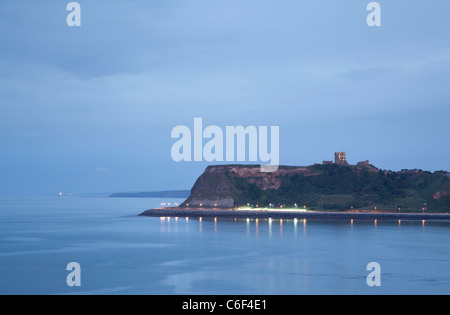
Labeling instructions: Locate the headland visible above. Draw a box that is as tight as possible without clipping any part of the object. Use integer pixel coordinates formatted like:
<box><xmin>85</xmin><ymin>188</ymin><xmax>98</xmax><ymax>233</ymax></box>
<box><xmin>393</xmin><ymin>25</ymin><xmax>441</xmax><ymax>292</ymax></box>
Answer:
<box><xmin>140</xmin><ymin>153</ymin><xmax>450</xmax><ymax>219</ymax></box>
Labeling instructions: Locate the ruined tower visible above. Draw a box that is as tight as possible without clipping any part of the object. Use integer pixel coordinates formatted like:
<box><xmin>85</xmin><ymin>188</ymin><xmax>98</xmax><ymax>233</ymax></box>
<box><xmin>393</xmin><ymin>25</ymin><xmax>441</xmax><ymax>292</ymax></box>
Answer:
<box><xmin>335</xmin><ymin>152</ymin><xmax>349</xmax><ymax>165</ymax></box>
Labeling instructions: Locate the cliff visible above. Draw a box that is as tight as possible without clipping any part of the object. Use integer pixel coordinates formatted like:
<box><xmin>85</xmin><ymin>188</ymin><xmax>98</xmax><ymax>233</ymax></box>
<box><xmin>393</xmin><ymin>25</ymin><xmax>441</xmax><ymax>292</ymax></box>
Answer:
<box><xmin>181</xmin><ymin>164</ymin><xmax>450</xmax><ymax>212</ymax></box>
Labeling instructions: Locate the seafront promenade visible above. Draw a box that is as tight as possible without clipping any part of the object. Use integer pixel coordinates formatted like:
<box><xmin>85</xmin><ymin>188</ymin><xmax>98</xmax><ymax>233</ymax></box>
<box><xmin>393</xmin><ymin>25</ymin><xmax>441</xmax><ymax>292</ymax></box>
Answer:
<box><xmin>140</xmin><ymin>208</ymin><xmax>450</xmax><ymax>221</ymax></box>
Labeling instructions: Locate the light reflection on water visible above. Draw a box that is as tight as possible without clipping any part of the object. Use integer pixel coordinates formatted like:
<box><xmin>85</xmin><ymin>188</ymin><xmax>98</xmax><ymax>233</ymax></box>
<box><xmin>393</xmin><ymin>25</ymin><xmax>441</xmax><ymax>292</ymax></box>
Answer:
<box><xmin>155</xmin><ymin>216</ymin><xmax>450</xmax><ymax>295</ymax></box>
<box><xmin>157</xmin><ymin>216</ymin><xmax>439</xmax><ymax>240</ymax></box>
<box><xmin>1</xmin><ymin>196</ymin><xmax>450</xmax><ymax>295</ymax></box>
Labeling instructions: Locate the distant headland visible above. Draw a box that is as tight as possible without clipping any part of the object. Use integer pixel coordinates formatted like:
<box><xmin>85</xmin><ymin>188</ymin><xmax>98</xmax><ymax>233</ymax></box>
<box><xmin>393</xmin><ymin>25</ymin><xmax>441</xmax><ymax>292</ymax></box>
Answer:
<box><xmin>140</xmin><ymin>153</ymin><xmax>450</xmax><ymax>219</ymax></box>
<box><xmin>110</xmin><ymin>190</ymin><xmax>190</xmax><ymax>198</ymax></box>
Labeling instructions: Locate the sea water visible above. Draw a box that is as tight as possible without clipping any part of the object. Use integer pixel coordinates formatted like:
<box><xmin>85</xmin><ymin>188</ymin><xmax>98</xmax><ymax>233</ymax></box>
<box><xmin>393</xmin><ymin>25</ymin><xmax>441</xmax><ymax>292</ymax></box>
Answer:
<box><xmin>0</xmin><ymin>196</ymin><xmax>449</xmax><ymax>295</ymax></box>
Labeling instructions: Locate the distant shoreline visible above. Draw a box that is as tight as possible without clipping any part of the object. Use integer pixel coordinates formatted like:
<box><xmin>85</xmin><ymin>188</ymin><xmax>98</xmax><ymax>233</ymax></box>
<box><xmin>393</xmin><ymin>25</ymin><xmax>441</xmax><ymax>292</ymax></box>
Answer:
<box><xmin>109</xmin><ymin>190</ymin><xmax>190</xmax><ymax>198</ymax></box>
<box><xmin>139</xmin><ymin>208</ymin><xmax>450</xmax><ymax>221</ymax></box>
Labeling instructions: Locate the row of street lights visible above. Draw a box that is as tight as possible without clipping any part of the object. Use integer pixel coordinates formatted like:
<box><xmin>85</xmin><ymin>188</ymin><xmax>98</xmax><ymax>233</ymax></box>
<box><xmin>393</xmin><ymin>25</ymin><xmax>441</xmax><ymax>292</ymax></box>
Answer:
<box><xmin>182</xmin><ymin>203</ymin><xmax>427</xmax><ymax>213</ymax></box>
<box><xmin>245</xmin><ymin>203</ymin><xmax>307</xmax><ymax>210</ymax></box>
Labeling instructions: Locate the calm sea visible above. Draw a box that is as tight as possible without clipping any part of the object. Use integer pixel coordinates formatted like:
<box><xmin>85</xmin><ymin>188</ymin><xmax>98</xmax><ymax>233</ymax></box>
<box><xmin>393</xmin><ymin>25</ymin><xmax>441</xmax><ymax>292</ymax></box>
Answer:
<box><xmin>0</xmin><ymin>196</ymin><xmax>449</xmax><ymax>295</ymax></box>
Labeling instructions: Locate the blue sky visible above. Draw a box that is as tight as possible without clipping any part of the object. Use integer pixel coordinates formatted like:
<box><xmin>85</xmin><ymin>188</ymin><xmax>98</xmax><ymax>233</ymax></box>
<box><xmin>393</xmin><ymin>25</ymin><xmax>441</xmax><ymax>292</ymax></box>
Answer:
<box><xmin>0</xmin><ymin>1</ymin><xmax>449</xmax><ymax>195</ymax></box>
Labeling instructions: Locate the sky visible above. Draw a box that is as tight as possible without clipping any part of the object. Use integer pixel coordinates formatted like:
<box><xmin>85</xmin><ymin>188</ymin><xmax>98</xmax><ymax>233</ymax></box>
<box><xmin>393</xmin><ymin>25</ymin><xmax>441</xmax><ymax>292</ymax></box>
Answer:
<box><xmin>0</xmin><ymin>0</ymin><xmax>449</xmax><ymax>196</ymax></box>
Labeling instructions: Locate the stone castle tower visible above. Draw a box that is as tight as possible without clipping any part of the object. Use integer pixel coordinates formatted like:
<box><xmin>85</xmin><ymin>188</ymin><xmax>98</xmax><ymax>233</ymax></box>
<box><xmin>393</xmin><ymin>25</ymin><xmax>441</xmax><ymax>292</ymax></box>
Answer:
<box><xmin>335</xmin><ymin>152</ymin><xmax>349</xmax><ymax>165</ymax></box>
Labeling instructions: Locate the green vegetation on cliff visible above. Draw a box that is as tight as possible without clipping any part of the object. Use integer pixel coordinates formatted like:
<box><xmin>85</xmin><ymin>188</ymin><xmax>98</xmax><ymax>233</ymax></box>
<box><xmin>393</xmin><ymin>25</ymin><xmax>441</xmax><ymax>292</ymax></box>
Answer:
<box><xmin>182</xmin><ymin>164</ymin><xmax>450</xmax><ymax>212</ymax></box>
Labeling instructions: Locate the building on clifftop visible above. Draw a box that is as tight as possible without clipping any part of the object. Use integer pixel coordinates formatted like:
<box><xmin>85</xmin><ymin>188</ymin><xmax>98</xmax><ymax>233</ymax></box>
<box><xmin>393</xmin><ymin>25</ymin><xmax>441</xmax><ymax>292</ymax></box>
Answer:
<box><xmin>335</xmin><ymin>152</ymin><xmax>349</xmax><ymax>165</ymax></box>
<box><xmin>357</xmin><ymin>160</ymin><xmax>370</xmax><ymax>166</ymax></box>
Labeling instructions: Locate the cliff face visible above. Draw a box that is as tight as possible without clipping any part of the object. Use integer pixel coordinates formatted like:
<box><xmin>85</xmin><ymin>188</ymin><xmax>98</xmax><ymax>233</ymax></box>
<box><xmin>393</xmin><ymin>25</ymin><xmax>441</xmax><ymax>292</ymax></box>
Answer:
<box><xmin>182</xmin><ymin>165</ymin><xmax>314</xmax><ymax>208</ymax></box>
<box><xmin>183</xmin><ymin>166</ymin><xmax>236</xmax><ymax>208</ymax></box>
<box><xmin>181</xmin><ymin>164</ymin><xmax>450</xmax><ymax>212</ymax></box>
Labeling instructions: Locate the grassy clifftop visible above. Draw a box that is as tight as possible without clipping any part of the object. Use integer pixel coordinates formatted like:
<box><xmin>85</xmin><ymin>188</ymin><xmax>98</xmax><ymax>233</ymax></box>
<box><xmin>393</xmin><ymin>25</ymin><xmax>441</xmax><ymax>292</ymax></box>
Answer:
<box><xmin>181</xmin><ymin>164</ymin><xmax>450</xmax><ymax>212</ymax></box>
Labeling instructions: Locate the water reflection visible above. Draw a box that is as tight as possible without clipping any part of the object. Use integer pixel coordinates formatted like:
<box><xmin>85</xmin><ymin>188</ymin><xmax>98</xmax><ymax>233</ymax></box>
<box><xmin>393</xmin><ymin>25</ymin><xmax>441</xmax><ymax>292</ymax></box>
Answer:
<box><xmin>174</xmin><ymin>217</ymin><xmax>178</xmax><ymax>233</ymax></box>
<box><xmin>158</xmin><ymin>216</ymin><xmax>443</xmax><ymax>239</ymax></box>
<box><xmin>160</xmin><ymin>217</ymin><xmax>166</xmax><ymax>232</ymax></box>
<box><xmin>214</xmin><ymin>217</ymin><xmax>217</xmax><ymax>234</ymax></box>
<box><xmin>256</xmin><ymin>219</ymin><xmax>259</xmax><ymax>238</ymax></box>
<box><xmin>268</xmin><ymin>218</ymin><xmax>273</xmax><ymax>238</ymax></box>
<box><xmin>6</xmin><ymin>196</ymin><xmax>450</xmax><ymax>295</ymax></box>
<box><xmin>246</xmin><ymin>218</ymin><xmax>250</xmax><ymax>235</ymax></box>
